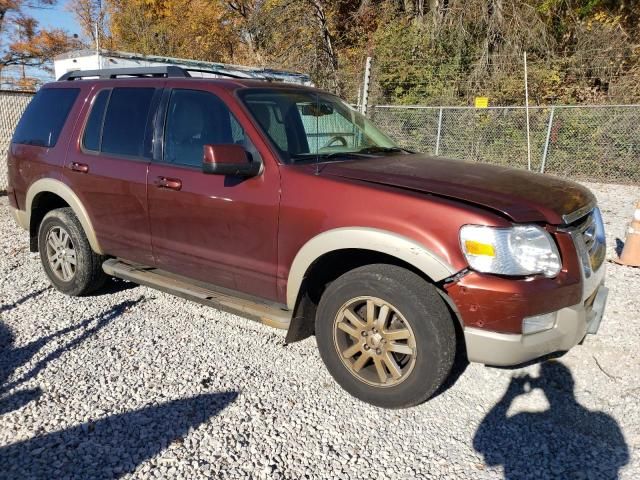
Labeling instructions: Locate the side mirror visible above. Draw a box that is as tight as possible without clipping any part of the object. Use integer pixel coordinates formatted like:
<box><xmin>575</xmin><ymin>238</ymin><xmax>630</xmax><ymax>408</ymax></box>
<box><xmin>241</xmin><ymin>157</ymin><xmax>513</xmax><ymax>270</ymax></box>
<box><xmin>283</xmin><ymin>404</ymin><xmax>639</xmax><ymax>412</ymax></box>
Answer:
<box><xmin>202</xmin><ymin>144</ymin><xmax>262</xmax><ymax>177</ymax></box>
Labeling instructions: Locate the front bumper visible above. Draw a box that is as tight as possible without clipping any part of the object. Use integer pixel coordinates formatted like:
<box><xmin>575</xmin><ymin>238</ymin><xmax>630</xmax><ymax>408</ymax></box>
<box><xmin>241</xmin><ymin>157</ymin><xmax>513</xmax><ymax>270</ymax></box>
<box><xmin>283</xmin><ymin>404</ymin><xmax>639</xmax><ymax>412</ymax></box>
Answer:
<box><xmin>448</xmin><ymin>208</ymin><xmax>608</xmax><ymax>367</ymax></box>
<box><xmin>464</xmin><ymin>282</ymin><xmax>608</xmax><ymax>366</ymax></box>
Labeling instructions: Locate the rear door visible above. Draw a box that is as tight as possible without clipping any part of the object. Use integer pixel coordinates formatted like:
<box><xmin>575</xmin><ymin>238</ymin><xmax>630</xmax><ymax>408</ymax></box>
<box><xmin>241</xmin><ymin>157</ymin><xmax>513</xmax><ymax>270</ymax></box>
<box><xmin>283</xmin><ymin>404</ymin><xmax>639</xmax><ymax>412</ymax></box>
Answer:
<box><xmin>146</xmin><ymin>84</ymin><xmax>281</xmax><ymax>300</ymax></box>
<box><xmin>65</xmin><ymin>82</ymin><xmax>162</xmax><ymax>264</ymax></box>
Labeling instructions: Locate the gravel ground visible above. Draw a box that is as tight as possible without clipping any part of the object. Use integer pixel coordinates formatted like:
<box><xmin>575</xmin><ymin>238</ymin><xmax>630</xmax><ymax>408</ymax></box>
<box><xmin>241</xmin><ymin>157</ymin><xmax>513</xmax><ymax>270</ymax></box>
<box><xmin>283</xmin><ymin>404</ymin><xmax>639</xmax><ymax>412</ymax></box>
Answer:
<box><xmin>0</xmin><ymin>181</ymin><xmax>639</xmax><ymax>480</ymax></box>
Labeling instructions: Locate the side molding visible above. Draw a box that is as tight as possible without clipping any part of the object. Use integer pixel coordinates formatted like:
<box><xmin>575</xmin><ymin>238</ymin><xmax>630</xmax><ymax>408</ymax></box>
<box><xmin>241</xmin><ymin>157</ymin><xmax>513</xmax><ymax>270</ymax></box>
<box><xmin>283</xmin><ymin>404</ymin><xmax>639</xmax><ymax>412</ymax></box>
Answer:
<box><xmin>286</xmin><ymin>227</ymin><xmax>455</xmax><ymax>309</ymax></box>
<box><xmin>26</xmin><ymin>178</ymin><xmax>104</xmax><ymax>254</ymax></box>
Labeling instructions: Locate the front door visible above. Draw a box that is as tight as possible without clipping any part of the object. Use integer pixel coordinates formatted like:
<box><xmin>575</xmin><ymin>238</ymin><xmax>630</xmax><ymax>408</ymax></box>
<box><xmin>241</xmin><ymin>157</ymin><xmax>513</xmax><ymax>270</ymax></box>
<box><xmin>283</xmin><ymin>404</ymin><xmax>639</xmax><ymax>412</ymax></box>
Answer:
<box><xmin>146</xmin><ymin>86</ymin><xmax>280</xmax><ymax>300</ymax></box>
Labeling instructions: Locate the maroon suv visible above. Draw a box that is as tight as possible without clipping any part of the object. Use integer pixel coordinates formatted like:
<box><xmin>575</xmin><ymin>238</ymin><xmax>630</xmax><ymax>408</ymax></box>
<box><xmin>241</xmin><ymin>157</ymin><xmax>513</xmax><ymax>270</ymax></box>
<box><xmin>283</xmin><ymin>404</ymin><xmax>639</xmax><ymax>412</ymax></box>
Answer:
<box><xmin>6</xmin><ymin>67</ymin><xmax>608</xmax><ymax>408</ymax></box>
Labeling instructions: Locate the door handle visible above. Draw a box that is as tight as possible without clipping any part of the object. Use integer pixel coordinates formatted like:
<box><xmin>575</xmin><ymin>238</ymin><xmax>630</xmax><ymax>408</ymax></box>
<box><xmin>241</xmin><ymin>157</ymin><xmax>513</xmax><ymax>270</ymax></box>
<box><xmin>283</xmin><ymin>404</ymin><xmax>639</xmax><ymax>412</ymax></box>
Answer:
<box><xmin>69</xmin><ymin>162</ymin><xmax>89</xmax><ymax>173</ymax></box>
<box><xmin>154</xmin><ymin>176</ymin><xmax>182</xmax><ymax>191</ymax></box>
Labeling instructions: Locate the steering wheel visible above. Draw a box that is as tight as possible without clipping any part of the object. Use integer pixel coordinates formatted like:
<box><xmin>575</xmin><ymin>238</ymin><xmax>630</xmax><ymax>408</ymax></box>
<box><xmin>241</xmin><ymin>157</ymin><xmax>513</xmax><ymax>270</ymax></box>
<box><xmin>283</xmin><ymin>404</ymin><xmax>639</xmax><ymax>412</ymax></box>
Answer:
<box><xmin>323</xmin><ymin>135</ymin><xmax>348</xmax><ymax>148</ymax></box>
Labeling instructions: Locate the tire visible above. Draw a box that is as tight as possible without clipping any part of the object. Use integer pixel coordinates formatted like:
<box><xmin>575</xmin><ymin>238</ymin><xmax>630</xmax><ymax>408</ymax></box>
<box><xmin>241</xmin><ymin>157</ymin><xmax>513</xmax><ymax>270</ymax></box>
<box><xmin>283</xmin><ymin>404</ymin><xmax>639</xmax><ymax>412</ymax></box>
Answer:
<box><xmin>315</xmin><ymin>264</ymin><xmax>456</xmax><ymax>409</ymax></box>
<box><xmin>38</xmin><ymin>207</ymin><xmax>107</xmax><ymax>296</ymax></box>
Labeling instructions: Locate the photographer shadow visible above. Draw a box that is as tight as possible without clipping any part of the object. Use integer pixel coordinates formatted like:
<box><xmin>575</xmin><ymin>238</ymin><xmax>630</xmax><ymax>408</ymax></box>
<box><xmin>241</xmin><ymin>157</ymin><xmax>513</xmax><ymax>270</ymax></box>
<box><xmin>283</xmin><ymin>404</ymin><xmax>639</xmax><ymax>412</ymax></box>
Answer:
<box><xmin>0</xmin><ymin>297</ymin><xmax>144</xmax><ymax>415</ymax></box>
<box><xmin>0</xmin><ymin>391</ymin><xmax>238</xmax><ymax>478</ymax></box>
<box><xmin>473</xmin><ymin>361</ymin><xmax>629</xmax><ymax>480</ymax></box>
<box><xmin>0</xmin><ymin>292</ymin><xmax>239</xmax><ymax>478</ymax></box>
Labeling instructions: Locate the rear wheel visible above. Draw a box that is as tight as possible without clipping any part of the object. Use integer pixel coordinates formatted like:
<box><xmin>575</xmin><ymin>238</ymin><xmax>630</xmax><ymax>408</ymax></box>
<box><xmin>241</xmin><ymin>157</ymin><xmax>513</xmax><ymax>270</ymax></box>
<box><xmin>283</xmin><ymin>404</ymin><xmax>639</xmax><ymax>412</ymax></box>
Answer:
<box><xmin>315</xmin><ymin>264</ymin><xmax>456</xmax><ymax>408</ymax></box>
<box><xmin>38</xmin><ymin>208</ymin><xmax>107</xmax><ymax>296</ymax></box>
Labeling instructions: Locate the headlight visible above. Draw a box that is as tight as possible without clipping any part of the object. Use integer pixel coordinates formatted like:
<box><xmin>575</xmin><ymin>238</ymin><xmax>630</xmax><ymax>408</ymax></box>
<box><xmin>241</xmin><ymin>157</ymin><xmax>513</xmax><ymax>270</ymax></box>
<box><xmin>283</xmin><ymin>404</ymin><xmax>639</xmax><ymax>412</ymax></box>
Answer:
<box><xmin>460</xmin><ymin>225</ymin><xmax>561</xmax><ymax>277</ymax></box>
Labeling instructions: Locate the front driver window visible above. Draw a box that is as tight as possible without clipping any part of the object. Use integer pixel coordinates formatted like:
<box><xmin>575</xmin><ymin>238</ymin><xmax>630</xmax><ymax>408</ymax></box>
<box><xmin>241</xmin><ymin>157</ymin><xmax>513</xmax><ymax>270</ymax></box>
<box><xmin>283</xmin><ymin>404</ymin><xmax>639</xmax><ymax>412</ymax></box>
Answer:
<box><xmin>164</xmin><ymin>89</ymin><xmax>256</xmax><ymax>168</ymax></box>
<box><xmin>242</xmin><ymin>90</ymin><xmax>398</xmax><ymax>163</ymax></box>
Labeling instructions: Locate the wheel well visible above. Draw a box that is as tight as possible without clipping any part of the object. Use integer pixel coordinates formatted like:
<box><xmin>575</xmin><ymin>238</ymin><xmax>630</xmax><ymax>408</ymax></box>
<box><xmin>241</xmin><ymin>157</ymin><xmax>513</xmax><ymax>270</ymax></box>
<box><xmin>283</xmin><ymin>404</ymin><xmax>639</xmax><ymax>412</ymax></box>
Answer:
<box><xmin>29</xmin><ymin>192</ymin><xmax>70</xmax><ymax>252</ymax></box>
<box><xmin>304</xmin><ymin>249</ymin><xmax>432</xmax><ymax>304</ymax></box>
<box><xmin>286</xmin><ymin>248</ymin><xmax>458</xmax><ymax>343</ymax></box>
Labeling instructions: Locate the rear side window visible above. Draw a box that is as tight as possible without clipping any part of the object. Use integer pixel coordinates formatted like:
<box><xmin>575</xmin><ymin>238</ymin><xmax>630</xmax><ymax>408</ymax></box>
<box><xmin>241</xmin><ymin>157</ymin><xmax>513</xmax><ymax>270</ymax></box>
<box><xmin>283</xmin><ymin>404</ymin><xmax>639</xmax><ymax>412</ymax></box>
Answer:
<box><xmin>101</xmin><ymin>88</ymin><xmax>155</xmax><ymax>157</ymax></box>
<box><xmin>83</xmin><ymin>89</ymin><xmax>110</xmax><ymax>151</ymax></box>
<box><xmin>12</xmin><ymin>88</ymin><xmax>79</xmax><ymax>148</ymax></box>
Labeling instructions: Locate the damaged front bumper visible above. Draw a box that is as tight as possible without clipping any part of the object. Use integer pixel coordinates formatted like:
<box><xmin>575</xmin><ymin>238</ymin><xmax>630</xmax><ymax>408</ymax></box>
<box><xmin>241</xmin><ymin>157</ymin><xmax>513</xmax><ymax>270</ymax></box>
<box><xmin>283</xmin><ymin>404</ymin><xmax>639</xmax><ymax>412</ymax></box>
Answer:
<box><xmin>446</xmin><ymin>211</ymin><xmax>607</xmax><ymax>367</ymax></box>
<box><xmin>464</xmin><ymin>282</ymin><xmax>608</xmax><ymax>366</ymax></box>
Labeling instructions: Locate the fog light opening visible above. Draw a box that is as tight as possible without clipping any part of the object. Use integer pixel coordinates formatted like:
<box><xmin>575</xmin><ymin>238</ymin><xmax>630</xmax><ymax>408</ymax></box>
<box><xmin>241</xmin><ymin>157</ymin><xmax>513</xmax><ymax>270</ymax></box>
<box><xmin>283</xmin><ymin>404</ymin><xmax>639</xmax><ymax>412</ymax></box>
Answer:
<box><xmin>522</xmin><ymin>312</ymin><xmax>557</xmax><ymax>335</ymax></box>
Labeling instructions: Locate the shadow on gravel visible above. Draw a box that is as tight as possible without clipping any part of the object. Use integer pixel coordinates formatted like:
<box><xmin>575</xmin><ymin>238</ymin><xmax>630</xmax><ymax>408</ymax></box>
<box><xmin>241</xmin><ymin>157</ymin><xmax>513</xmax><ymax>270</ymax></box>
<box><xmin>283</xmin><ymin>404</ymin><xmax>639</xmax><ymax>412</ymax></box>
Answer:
<box><xmin>0</xmin><ymin>287</ymin><xmax>50</xmax><ymax>314</ymax></box>
<box><xmin>473</xmin><ymin>361</ymin><xmax>629</xmax><ymax>480</ymax></box>
<box><xmin>0</xmin><ymin>297</ymin><xmax>144</xmax><ymax>415</ymax></box>
<box><xmin>0</xmin><ymin>391</ymin><xmax>238</xmax><ymax>478</ymax></box>
<box><xmin>90</xmin><ymin>278</ymin><xmax>140</xmax><ymax>297</ymax></box>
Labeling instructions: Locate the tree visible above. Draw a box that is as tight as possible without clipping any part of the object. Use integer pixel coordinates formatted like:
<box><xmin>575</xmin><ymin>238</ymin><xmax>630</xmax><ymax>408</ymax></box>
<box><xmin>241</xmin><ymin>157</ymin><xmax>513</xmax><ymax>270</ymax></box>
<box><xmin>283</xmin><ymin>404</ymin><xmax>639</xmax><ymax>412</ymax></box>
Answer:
<box><xmin>1</xmin><ymin>0</ymin><xmax>81</xmax><ymax>90</ymax></box>
<box><xmin>66</xmin><ymin>0</ymin><xmax>109</xmax><ymax>50</ymax></box>
<box><xmin>225</xmin><ymin>0</ymin><xmax>266</xmax><ymax>61</ymax></box>
<box><xmin>225</xmin><ymin>0</ymin><xmax>371</xmax><ymax>94</ymax></box>
<box><xmin>3</xmin><ymin>16</ymin><xmax>78</xmax><ymax>69</ymax></box>
<box><xmin>369</xmin><ymin>0</ymin><xmax>640</xmax><ymax>105</ymax></box>
<box><xmin>61</xmin><ymin>0</ymin><xmax>640</xmax><ymax>104</ymax></box>
<box><xmin>106</xmin><ymin>0</ymin><xmax>241</xmax><ymax>62</ymax></box>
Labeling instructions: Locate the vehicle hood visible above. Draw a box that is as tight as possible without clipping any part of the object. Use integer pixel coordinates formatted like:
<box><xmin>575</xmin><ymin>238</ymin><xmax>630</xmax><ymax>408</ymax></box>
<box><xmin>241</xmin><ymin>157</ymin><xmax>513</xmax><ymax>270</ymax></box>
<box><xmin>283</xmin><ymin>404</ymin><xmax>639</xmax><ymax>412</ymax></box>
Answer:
<box><xmin>317</xmin><ymin>154</ymin><xmax>595</xmax><ymax>224</ymax></box>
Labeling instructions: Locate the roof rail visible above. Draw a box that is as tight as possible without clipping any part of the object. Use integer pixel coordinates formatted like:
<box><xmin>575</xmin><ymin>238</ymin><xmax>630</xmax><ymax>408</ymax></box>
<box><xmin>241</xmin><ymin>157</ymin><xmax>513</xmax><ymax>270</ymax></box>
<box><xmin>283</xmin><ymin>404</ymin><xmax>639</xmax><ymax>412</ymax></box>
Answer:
<box><xmin>57</xmin><ymin>65</ymin><xmax>255</xmax><ymax>82</ymax></box>
<box><xmin>58</xmin><ymin>66</ymin><xmax>190</xmax><ymax>81</ymax></box>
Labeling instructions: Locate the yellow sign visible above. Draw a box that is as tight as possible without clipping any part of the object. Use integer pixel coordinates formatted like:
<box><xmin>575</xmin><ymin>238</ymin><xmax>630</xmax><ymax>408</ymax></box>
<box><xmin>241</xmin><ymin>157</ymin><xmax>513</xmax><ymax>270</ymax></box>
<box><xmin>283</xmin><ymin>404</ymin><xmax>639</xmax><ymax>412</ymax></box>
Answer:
<box><xmin>475</xmin><ymin>97</ymin><xmax>489</xmax><ymax>108</ymax></box>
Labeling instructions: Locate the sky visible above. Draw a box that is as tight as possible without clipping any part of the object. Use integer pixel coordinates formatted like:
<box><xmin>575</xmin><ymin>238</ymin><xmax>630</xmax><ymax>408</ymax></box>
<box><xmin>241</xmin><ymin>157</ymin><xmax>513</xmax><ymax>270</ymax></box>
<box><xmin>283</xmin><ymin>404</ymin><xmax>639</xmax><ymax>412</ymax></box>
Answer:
<box><xmin>6</xmin><ymin>1</ymin><xmax>83</xmax><ymax>85</ymax></box>
<box><xmin>25</xmin><ymin>0</ymin><xmax>80</xmax><ymax>34</ymax></box>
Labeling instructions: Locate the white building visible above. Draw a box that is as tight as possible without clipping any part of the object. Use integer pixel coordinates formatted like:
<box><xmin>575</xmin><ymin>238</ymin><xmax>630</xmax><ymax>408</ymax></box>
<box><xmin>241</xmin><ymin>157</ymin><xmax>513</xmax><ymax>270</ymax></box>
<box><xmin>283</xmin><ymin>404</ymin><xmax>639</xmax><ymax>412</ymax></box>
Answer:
<box><xmin>53</xmin><ymin>49</ymin><xmax>313</xmax><ymax>85</ymax></box>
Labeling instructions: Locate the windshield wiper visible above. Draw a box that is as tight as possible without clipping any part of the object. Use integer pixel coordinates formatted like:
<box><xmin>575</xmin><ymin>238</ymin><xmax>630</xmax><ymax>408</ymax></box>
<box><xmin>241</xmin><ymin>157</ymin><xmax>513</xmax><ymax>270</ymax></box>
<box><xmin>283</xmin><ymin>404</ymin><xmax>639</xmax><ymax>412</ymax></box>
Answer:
<box><xmin>314</xmin><ymin>148</ymin><xmax>407</xmax><ymax>159</ymax></box>
<box><xmin>290</xmin><ymin>148</ymin><xmax>409</xmax><ymax>164</ymax></box>
<box><xmin>291</xmin><ymin>152</ymin><xmax>366</xmax><ymax>162</ymax></box>
<box><xmin>357</xmin><ymin>146</ymin><xmax>409</xmax><ymax>154</ymax></box>
<box><xmin>322</xmin><ymin>151</ymin><xmax>368</xmax><ymax>159</ymax></box>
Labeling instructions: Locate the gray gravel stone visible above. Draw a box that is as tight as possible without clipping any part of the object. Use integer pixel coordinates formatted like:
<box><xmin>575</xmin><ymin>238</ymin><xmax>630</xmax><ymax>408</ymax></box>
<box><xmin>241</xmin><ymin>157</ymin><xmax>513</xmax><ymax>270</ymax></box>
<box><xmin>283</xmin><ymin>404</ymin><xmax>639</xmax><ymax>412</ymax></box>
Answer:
<box><xmin>0</xmin><ymin>182</ymin><xmax>639</xmax><ymax>479</ymax></box>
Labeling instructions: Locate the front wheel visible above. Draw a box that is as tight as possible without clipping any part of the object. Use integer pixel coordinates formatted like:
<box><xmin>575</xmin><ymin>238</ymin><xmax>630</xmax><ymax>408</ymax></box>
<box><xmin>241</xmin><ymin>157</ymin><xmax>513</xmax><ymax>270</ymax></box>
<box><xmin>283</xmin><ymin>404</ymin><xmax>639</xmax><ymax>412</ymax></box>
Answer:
<box><xmin>315</xmin><ymin>264</ymin><xmax>456</xmax><ymax>408</ymax></box>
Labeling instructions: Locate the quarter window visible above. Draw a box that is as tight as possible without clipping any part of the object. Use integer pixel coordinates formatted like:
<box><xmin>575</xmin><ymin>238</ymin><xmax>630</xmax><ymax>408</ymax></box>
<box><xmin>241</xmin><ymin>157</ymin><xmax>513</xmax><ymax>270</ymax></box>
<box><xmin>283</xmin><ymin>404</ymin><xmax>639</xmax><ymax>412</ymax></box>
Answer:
<box><xmin>164</xmin><ymin>89</ymin><xmax>254</xmax><ymax>167</ymax></box>
<box><xmin>12</xmin><ymin>88</ymin><xmax>79</xmax><ymax>148</ymax></box>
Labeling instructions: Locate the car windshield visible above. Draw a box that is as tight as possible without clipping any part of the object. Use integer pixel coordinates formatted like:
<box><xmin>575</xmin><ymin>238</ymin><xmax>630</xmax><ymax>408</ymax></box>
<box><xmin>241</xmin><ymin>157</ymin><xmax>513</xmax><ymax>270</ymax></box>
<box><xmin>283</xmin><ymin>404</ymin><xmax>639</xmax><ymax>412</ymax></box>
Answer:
<box><xmin>240</xmin><ymin>89</ymin><xmax>402</xmax><ymax>164</ymax></box>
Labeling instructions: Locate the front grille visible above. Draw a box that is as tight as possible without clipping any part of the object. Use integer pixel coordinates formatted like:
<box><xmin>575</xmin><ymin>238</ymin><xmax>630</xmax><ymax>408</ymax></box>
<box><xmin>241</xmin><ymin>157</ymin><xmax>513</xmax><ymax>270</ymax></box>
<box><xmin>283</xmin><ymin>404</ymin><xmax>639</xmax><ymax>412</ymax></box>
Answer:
<box><xmin>575</xmin><ymin>213</ymin><xmax>598</xmax><ymax>252</ymax></box>
<box><xmin>566</xmin><ymin>208</ymin><xmax>606</xmax><ymax>273</ymax></box>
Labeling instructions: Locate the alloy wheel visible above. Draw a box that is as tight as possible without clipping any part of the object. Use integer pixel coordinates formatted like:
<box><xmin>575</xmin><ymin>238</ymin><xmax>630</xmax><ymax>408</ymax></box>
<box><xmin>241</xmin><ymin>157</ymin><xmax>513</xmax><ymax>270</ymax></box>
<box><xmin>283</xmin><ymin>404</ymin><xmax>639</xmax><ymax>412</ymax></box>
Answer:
<box><xmin>332</xmin><ymin>296</ymin><xmax>417</xmax><ymax>387</ymax></box>
<box><xmin>45</xmin><ymin>226</ymin><xmax>77</xmax><ymax>282</ymax></box>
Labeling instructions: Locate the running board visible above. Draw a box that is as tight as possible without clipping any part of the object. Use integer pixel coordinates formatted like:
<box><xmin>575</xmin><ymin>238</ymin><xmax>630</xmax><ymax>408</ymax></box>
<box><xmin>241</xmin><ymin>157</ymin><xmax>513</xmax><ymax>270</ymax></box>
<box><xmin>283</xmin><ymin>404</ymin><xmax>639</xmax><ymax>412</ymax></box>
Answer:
<box><xmin>102</xmin><ymin>259</ymin><xmax>291</xmax><ymax>330</ymax></box>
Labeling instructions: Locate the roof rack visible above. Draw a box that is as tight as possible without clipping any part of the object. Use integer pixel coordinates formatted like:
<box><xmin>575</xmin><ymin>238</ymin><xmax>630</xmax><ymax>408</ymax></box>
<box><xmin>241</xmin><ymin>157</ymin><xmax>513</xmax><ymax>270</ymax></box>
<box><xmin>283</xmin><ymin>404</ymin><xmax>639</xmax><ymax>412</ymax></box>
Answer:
<box><xmin>57</xmin><ymin>66</ymin><xmax>247</xmax><ymax>81</ymax></box>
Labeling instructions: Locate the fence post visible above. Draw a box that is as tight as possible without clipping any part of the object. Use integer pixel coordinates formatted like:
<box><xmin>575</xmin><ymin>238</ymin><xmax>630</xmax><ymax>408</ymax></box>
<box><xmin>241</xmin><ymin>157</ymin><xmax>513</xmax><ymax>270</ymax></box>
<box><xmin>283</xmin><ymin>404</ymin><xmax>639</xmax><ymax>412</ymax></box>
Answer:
<box><xmin>524</xmin><ymin>51</ymin><xmax>532</xmax><ymax>171</ymax></box>
<box><xmin>360</xmin><ymin>56</ymin><xmax>372</xmax><ymax>116</ymax></box>
<box><xmin>435</xmin><ymin>107</ymin><xmax>443</xmax><ymax>155</ymax></box>
<box><xmin>540</xmin><ymin>106</ymin><xmax>555</xmax><ymax>174</ymax></box>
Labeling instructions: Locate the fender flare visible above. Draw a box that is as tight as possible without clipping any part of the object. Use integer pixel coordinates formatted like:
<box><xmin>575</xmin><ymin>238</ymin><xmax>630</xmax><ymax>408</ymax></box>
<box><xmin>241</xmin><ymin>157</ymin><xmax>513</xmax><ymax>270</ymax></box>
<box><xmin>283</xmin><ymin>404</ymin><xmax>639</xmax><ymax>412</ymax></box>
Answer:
<box><xmin>286</xmin><ymin>227</ymin><xmax>455</xmax><ymax>310</ymax></box>
<box><xmin>26</xmin><ymin>178</ymin><xmax>104</xmax><ymax>254</ymax></box>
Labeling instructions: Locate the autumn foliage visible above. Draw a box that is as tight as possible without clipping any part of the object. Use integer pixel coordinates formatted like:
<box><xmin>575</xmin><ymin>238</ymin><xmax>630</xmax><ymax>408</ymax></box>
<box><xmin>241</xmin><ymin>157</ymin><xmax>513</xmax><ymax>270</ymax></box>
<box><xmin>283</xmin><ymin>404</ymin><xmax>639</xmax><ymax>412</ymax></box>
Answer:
<box><xmin>2</xmin><ymin>0</ymin><xmax>639</xmax><ymax>103</ymax></box>
<box><xmin>102</xmin><ymin>0</ymin><xmax>640</xmax><ymax>105</ymax></box>
<box><xmin>0</xmin><ymin>0</ymin><xmax>81</xmax><ymax>89</ymax></box>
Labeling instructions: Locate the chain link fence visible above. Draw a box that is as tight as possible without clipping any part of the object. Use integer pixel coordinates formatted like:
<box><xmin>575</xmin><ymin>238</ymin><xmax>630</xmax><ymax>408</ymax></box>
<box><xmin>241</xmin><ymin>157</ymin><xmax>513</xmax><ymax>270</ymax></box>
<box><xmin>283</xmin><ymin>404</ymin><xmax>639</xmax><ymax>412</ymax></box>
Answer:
<box><xmin>1</xmin><ymin>91</ymin><xmax>639</xmax><ymax>189</ymax></box>
<box><xmin>370</xmin><ymin>104</ymin><xmax>640</xmax><ymax>184</ymax></box>
<box><xmin>1</xmin><ymin>91</ymin><xmax>34</xmax><ymax>192</ymax></box>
